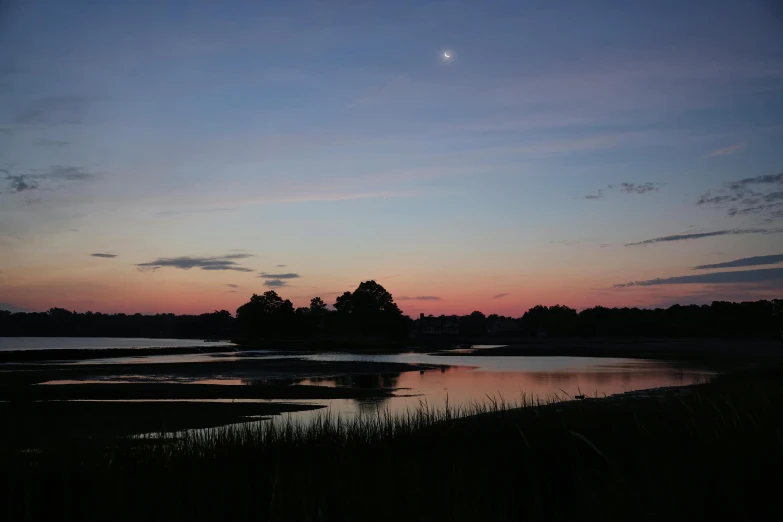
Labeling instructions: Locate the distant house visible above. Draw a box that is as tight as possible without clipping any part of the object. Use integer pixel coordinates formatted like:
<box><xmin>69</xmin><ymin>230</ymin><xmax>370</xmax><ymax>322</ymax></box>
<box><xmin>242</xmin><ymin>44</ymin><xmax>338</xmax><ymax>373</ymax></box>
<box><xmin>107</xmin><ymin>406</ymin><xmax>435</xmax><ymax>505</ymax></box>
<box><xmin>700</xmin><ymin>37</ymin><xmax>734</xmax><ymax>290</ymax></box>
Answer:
<box><xmin>418</xmin><ymin>313</ymin><xmax>460</xmax><ymax>335</ymax></box>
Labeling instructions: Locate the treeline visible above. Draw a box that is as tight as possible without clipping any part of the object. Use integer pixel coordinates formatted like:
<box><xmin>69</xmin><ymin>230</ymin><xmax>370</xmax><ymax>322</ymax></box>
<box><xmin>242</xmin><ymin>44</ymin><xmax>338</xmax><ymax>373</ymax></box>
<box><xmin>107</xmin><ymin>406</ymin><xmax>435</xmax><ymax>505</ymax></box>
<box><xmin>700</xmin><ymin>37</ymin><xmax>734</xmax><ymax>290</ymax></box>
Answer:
<box><xmin>1</xmin><ymin>283</ymin><xmax>781</xmax><ymax>340</ymax></box>
<box><xmin>478</xmin><ymin>300</ymin><xmax>783</xmax><ymax>339</ymax></box>
<box><xmin>0</xmin><ymin>281</ymin><xmax>411</xmax><ymax>341</ymax></box>
<box><xmin>235</xmin><ymin>281</ymin><xmax>411</xmax><ymax>340</ymax></box>
<box><xmin>0</xmin><ymin>309</ymin><xmax>235</xmax><ymax>339</ymax></box>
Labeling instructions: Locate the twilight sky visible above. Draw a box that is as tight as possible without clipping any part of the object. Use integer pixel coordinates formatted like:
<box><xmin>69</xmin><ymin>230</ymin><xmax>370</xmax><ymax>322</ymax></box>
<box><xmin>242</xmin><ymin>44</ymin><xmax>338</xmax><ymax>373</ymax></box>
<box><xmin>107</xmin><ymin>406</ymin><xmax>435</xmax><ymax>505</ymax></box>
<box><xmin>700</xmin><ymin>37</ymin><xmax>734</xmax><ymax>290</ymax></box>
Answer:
<box><xmin>1</xmin><ymin>0</ymin><xmax>783</xmax><ymax>316</ymax></box>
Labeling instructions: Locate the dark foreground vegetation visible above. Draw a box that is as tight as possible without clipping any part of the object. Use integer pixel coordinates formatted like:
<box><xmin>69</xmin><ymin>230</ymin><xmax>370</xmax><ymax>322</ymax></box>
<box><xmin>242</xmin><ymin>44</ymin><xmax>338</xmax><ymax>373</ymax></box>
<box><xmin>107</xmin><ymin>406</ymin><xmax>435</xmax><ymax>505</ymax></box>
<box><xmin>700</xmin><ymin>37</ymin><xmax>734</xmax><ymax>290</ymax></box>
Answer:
<box><xmin>2</xmin><ymin>364</ymin><xmax>781</xmax><ymax>521</ymax></box>
<box><xmin>2</xmin><ymin>281</ymin><xmax>781</xmax><ymax>341</ymax></box>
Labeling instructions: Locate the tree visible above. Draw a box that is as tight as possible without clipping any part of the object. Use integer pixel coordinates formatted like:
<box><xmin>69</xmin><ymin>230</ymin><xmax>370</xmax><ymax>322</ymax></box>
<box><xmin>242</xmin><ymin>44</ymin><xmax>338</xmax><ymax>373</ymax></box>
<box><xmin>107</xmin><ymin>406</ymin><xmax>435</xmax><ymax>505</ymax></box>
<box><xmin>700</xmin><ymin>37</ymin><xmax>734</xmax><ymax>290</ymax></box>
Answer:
<box><xmin>334</xmin><ymin>292</ymin><xmax>354</xmax><ymax>314</ymax></box>
<box><xmin>351</xmin><ymin>281</ymin><xmax>401</xmax><ymax>316</ymax></box>
<box><xmin>236</xmin><ymin>291</ymin><xmax>295</xmax><ymax>339</ymax></box>
<box><xmin>332</xmin><ymin>281</ymin><xmax>404</xmax><ymax>338</ymax></box>
<box><xmin>460</xmin><ymin>311</ymin><xmax>487</xmax><ymax>337</ymax></box>
<box><xmin>310</xmin><ymin>297</ymin><xmax>327</xmax><ymax>314</ymax></box>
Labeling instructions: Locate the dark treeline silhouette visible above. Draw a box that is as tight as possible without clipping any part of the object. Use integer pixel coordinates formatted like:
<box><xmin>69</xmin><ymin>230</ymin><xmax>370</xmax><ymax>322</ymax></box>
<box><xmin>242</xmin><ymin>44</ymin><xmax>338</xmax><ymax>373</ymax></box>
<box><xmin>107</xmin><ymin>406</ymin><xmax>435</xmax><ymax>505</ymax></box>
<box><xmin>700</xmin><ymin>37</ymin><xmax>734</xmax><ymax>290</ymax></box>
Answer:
<box><xmin>1</xmin><ymin>281</ymin><xmax>781</xmax><ymax>340</ymax></box>
<box><xmin>0</xmin><ymin>308</ymin><xmax>235</xmax><ymax>339</ymax></box>
<box><xmin>436</xmin><ymin>300</ymin><xmax>783</xmax><ymax>339</ymax></box>
<box><xmin>236</xmin><ymin>280</ymin><xmax>411</xmax><ymax>341</ymax></box>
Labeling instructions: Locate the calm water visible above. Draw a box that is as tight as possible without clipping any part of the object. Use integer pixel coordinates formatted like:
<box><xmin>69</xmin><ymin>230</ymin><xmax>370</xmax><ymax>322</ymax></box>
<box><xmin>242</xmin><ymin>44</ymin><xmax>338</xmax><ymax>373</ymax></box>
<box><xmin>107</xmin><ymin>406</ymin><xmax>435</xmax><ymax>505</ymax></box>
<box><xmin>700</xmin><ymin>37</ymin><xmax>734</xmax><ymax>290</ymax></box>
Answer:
<box><xmin>0</xmin><ymin>337</ymin><xmax>234</xmax><ymax>351</ymax></box>
<box><xmin>43</xmin><ymin>348</ymin><xmax>713</xmax><ymax>424</ymax></box>
<box><xmin>269</xmin><ymin>355</ymin><xmax>713</xmax><ymax>422</ymax></box>
<box><xmin>15</xmin><ymin>338</ymin><xmax>714</xmax><ymax>429</ymax></box>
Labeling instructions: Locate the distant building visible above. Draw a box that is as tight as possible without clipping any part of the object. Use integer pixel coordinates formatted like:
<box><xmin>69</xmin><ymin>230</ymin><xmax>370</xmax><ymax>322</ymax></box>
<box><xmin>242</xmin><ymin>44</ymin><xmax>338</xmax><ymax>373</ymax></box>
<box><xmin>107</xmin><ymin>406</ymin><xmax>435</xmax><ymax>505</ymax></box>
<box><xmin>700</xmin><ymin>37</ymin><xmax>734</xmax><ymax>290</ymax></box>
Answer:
<box><xmin>418</xmin><ymin>313</ymin><xmax>460</xmax><ymax>335</ymax></box>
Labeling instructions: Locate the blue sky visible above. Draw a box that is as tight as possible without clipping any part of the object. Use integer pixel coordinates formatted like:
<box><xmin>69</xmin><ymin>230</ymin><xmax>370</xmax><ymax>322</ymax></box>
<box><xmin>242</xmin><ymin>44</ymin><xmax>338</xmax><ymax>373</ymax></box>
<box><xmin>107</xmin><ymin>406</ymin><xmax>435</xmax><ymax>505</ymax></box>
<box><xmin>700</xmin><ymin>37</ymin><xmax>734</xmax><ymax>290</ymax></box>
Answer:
<box><xmin>1</xmin><ymin>0</ymin><xmax>782</xmax><ymax>314</ymax></box>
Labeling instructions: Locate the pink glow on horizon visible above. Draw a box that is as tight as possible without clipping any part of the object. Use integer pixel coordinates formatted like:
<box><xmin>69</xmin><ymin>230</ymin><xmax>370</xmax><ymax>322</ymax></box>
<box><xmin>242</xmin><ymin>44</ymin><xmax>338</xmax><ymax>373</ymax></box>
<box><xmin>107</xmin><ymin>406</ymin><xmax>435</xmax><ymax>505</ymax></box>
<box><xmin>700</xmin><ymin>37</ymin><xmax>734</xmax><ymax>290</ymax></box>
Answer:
<box><xmin>4</xmin><ymin>277</ymin><xmax>777</xmax><ymax>316</ymax></box>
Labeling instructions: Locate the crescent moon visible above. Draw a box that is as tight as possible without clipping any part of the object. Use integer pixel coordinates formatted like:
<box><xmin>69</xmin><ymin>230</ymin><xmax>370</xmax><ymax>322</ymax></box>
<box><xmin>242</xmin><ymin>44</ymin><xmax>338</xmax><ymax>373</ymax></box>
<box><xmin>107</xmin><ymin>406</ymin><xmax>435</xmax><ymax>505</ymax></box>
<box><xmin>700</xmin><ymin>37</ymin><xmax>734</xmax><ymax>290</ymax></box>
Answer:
<box><xmin>444</xmin><ymin>53</ymin><xmax>451</xmax><ymax>58</ymax></box>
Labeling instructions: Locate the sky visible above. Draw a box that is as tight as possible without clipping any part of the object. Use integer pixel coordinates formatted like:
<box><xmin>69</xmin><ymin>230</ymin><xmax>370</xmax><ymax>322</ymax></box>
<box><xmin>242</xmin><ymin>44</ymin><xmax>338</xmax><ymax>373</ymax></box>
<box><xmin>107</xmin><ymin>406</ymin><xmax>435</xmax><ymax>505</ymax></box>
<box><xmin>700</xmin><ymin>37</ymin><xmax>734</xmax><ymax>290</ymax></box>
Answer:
<box><xmin>1</xmin><ymin>0</ymin><xmax>783</xmax><ymax>316</ymax></box>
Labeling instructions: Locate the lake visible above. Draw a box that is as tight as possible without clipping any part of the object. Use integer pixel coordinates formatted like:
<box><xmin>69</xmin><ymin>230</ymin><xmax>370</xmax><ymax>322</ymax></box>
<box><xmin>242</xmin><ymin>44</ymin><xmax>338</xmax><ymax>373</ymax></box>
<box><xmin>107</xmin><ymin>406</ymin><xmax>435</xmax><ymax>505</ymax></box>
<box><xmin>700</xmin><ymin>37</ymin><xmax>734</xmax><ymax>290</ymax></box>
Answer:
<box><xmin>0</xmin><ymin>337</ymin><xmax>234</xmax><ymax>351</ymax></box>
<box><xmin>259</xmin><ymin>354</ymin><xmax>713</xmax><ymax>422</ymax></box>
<box><xmin>20</xmin><ymin>338</ymin><xmax>713</xmax><ymax>426</ymax></box>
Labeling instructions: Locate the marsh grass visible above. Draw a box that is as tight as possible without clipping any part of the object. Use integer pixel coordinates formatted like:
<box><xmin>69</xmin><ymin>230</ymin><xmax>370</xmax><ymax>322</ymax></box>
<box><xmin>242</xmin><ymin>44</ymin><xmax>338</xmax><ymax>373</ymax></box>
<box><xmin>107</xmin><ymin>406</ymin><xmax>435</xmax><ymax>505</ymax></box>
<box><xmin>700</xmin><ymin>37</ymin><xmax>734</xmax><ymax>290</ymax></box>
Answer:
<box><xmin>2</xmin><ymin>367</ymin><xmax>782</xmax><ymax>521</ymax></box>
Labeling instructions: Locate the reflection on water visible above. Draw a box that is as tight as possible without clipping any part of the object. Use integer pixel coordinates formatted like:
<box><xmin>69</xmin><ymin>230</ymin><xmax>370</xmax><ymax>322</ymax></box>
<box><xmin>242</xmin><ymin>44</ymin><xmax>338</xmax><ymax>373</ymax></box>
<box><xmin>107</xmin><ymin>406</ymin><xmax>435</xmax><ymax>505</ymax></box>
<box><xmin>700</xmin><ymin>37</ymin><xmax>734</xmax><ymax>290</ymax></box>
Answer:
<box><xmin>33</xmin><ymin>347</ymin><xmax>715</xmax><ymax>431</ymax></box>
<box><xmin>0</xmin><ymin>337</ymin><xmax>234</xmax><ymax>351</ymax></box>
<box><xmin>239</xmin><ymin>358</ymin><xmax>713</xmax><ymax>425</ymax></box>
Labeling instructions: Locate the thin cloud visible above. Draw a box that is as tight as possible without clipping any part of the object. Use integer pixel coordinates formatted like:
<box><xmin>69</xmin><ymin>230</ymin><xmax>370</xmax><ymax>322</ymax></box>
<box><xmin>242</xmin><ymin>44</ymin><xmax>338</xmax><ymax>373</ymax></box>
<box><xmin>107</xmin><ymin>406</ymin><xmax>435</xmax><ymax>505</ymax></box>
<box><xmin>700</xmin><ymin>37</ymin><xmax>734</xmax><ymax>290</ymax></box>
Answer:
<box><xmin>492</xmin><ymin>293</ymin><xmax>510</xmax><ymax>299</ymax></box>
<box><xmin>692</xmin><ymin>254</ymin><xmax>783</xmax><ymax>270</ymax></box>
<box><xmin>617</xmin><ymin>182</ymin><xmax>660</xmax><ymax>194</ymax></box>
<box><xmin>1</xmin><ymin>166</ymin><xmax>97</xmax><ymax>194</ymax></box>
<box><xmin>726</xmin><ymin>172</ymin><xmax>783</xmax><ymax>190</ymax></box>
<box><xmin>704</xmin><ymin>142</ymin><xmax>745</xmax><ymax>159</ymax></box>
<box><xmin>614</xmin><ymin>268</ymin><xmax>783</xmax><ymax>288</ymax></box>
<box><xmin>397</xmin><ymin>296</ymin><xmax>442</xmax><ymax>301</ymax></box>
<box><xmin>264</xmin><ymin>279</ymin><xmax>288</xmax><ymax>288</ymax></box>
<box><xmin>276</xmin><ymin>264</ymin><xmax>286</xmax><ymax>268</ymax></box>
<box><xmin>698</xmin><ymin>172</ymin><xmax>783</xmax><ymax>221</ymax></box>
<box><xmin>585</xmin><ymin>182</ymin><xmax>660</xmax><ymax>200</ymax></box>
<box><xmin>551</xmin><ymin>240</ymin><xmax>582</xmax><ymax>246</ymax></box>
<box><xmin>137</xmin><ymin>254</ymin><xmax>254</xmax><ymax>272</ymax></box>
<box><xmin>625</xmin><ymin>227</ymin><xmax>783</xmax><ymax>246</ymax></box>
<box><xmin>259</xmin><ymin>272</ymin><xmax>300</xmax><ymax>279</ymax></box>
<box><xmin>225</xmin><ymin>284</ymin><xmax>239</xmax><ymax>288</ymax></box>
<box><xmin>90</xmin><ymin>253</ymin><xmax>117</xmax><ymax>258</ymax></box>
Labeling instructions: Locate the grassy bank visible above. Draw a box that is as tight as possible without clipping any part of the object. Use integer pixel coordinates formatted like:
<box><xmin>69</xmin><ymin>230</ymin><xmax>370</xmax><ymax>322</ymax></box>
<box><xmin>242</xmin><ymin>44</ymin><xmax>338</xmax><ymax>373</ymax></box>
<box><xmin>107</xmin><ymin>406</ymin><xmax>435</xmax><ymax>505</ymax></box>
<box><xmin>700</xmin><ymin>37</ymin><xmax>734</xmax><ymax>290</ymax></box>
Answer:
<box><xmin>2</xmin><ymin>364</ymin><xmax>782</xmax><ymax>521</ymax></box>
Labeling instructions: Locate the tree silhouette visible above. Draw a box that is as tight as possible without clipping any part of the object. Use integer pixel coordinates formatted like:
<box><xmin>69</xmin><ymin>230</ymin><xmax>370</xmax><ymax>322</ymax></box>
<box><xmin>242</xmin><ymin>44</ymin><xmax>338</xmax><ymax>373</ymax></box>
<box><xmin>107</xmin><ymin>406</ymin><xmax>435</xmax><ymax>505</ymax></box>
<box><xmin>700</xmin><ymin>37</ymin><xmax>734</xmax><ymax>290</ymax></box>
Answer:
<box><xmin>309</xmin><ymin>297</ymin><xmax>327</xmax><ymax>314</ymax></box>
<box><xmin>236</xmin><ymin>291</ymin><xmax>295</xmax><ymax>338</ymax></box>
<box><xmin>334</xmin><ymin>292</ymin><xmax>354</xmax><ymax>314</ymax></box>
<box><xmin>331</xmin><ymin>281</ymin><xmax>404</xmax><ymax>338</ymax></box>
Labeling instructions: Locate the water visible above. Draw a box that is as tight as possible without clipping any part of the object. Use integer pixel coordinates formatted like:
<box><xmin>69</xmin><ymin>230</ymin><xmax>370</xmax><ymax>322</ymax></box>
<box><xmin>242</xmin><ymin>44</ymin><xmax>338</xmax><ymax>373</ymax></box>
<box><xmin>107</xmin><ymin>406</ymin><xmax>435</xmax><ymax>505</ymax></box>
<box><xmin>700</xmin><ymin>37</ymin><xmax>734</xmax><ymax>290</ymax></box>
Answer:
<box><xmin>0</xmin><ymin>337</ymin><xmax>234</xmax><ymax>351</ymax></box>
<box><xmin>52</xmin><ymin>351</ymin><xmax>712</xmax><ymax>424</ymax></box>
<box><xmin>262</xmin><ymin>356</ymin><xmax>712</xmax><ymax>422</ymax></box>
<box><xmin>10</xmin><ymin>339</ymin><xmax>715</xmax><ymax>432</ymax></box>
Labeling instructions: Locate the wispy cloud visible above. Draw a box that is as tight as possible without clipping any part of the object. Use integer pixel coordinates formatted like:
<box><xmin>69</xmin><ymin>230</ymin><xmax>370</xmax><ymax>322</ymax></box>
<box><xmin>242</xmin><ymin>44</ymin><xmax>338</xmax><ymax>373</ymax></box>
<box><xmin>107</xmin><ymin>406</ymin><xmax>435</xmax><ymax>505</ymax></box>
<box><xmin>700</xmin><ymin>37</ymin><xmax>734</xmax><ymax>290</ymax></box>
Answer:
<box><xmin>492</xmin><ymin>293</ymin><xmax>510</xmax><ymax>299</ymax></box>
<box><xmin>704</xmin><ymin>142</ymin><xmax>745</xmax><ymax>159</ymax></box>
<box><xmin>264</xmin><ymin>279</ymin><xmax>288</xmax><ymax>288</ymax></box>
<box><xmin>276</xmin><ymin>264</ymin><xmax>286</xmax><ymax>268</ymax></box>
<box><xmin>259</xmin><ymin>273</ymin><xmax>300</xmax><ymax>279</ymax></box>
<box><xmin>90</xmin><ymin>253</ymin><xmax>117</xmax><ymax>258</ymax></box>
<box><xmin>692</xmin><ymin>254</ymin><xmax>783</xmax><ymax>270</ymax></box>
<box><xmin>138</xmin><ymin>253</ymin><xmax>254</xmax><ymax>272</ymax></box>
<box><xmin>625</xmin><ymin>227</ymin><xmax>783</xmax><ymax>246</ymax></box>
<box><xmin>550</xmin><ymin>240</ymin><xmax>582</xmax><ymax>246</ymax></box>
<box><xmin>725</xmin><ymin>172</ymin><xmax>783</xmax><ymax>191</ymax></box>
<box><xmin>697</xmin><ymin>172</ymin><xmax>783</xmax><ymax>221</ymax></box>
<box><xmin>615</xmin><ymin>182</ymin><xmax>660</xmax><ymax>194</ymax></box>
<box><xmin>397</xmin><ymin>296</ymin><xmax>442</xmax><ymax>301</ymax></box>
<box><xmin>584</xmin><ymin>182</ymin><xmax>660</xmax><ymax>200</ymax></box>
<box><xmin>1</xmin><ymin>166</ymin><xmax>97</xmax><ymax>194</ymax></box>
<box><xmin>225</xmin><ymin>284</ymin><xmax>239</xmax><ymax>288</ymax></box>
<box><xmin>614</xmin><ymin>268</ymin><xmax>783</xmax><ymax>287</ymax></box>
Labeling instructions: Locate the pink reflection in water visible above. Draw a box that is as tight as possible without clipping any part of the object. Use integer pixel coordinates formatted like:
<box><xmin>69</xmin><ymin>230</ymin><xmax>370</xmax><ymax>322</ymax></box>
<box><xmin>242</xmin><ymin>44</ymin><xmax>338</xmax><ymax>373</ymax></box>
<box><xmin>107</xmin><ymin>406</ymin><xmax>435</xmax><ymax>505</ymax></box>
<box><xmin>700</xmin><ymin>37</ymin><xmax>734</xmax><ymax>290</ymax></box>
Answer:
<box><xmin>270</xmin><ymin>362</ymin><xmax>712</xmax><ymax>424</ymax></box>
